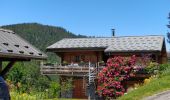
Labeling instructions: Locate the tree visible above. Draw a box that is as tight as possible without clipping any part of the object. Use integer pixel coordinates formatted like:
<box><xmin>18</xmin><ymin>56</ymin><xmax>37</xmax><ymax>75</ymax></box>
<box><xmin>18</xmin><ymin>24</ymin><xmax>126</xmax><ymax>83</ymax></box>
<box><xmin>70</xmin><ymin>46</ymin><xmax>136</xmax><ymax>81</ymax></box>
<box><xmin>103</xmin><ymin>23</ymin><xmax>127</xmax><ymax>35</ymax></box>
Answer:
<box><xmin>167</xmin><ymin>13</ymin><xmax>170</xmax><ymax>43</ymax></box>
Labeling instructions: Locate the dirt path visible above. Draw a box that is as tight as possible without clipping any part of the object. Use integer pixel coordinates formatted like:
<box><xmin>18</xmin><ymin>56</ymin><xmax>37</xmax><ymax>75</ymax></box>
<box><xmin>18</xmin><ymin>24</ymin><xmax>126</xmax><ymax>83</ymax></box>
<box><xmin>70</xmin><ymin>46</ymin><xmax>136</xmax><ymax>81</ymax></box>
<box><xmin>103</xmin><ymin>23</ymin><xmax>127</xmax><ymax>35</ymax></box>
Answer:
<box><xmin>143</xmin><ymin>90</ymin><xmax>170</xmax><ymax>100</ymax></box>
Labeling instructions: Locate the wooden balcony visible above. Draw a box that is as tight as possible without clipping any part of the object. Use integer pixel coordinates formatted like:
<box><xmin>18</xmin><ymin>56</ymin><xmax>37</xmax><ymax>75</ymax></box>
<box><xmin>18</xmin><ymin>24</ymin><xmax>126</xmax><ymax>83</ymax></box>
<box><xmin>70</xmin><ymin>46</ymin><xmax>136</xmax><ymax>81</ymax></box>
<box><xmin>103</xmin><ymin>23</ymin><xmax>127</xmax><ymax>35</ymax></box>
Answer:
<box><xmin>40</xmin><ymin>63</ymin><xmax>103</xmax><ymax>76</ymax></box>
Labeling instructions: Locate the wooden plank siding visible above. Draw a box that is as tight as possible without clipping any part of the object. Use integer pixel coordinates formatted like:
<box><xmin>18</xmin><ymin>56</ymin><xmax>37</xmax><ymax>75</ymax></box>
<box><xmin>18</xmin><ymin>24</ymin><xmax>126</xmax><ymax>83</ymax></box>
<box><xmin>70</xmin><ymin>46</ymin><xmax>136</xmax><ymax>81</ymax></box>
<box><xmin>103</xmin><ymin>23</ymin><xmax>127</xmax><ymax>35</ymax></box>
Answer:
<box><xmin>72</xmin><ymin>78</ymin><xmax>87</xmax><ymax>99</ymax></box>
<box><xmin>54</xmin><ymin>50</ymin><xmax>167</xmax><ymax>99</ymax></box>
<box><xmin>62</xmin><ymin>51</ymin><xmax>103</xmax><ymax>63</ymax></box>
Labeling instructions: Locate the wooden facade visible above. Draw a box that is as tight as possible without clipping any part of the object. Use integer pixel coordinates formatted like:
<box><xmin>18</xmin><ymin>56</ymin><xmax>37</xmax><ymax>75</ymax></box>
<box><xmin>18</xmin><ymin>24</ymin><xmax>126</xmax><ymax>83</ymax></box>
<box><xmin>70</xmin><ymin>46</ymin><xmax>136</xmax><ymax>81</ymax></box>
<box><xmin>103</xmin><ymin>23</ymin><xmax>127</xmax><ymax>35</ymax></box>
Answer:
<box><xmin>60</xmin><ymin>51</ymin><xmax>103</xmax><ymax>64</ymax></box>
<box><xmin>44</xmin><ymin>36</ymin><xmax>167</xmax><ymax>99</ymax></box>
<box><xmin>46</xmin><ymin>51</ymin><xmax>166</xmax><ymax>98</ymax></box>
<box><xmin>41</xmin><ymin>51</ymin><xmax>167</xmax><ymax>99</ymax></box>
<box><xmin>59</xmin><ymin>51</ymin><xmax>100</xmax><ymax>98</ymax></box>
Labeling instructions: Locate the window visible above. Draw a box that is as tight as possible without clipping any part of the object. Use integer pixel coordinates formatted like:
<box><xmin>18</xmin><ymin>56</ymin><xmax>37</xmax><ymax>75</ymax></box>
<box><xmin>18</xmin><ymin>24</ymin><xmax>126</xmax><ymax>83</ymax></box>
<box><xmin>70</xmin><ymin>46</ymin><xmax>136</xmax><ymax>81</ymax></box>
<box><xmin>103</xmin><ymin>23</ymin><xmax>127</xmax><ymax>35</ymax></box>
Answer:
<box><xmin>75</xmin><ymin>56</ymin><xmax>80</xmax><ymax>62</ymax></box>
<box><xmin>151</xmin><ymin>54</ymin><xmax>156</xmax><ymax>62</ymax></box>
<box><xmin>74</xmin><ymin>55</ymin><xmax>85</xmax><ymax>62</ymax></box>
<box><xmin>80</xmin><ymin>55</ymin><xmax>85</xmax><ymax>61</ymax></box>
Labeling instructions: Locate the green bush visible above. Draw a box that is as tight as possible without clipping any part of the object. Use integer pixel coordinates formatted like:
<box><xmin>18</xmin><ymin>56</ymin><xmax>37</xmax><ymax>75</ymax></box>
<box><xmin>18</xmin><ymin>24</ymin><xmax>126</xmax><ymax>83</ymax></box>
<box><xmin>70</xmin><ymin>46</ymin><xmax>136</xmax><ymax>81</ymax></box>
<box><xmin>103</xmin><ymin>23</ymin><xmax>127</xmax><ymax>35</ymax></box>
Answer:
<box><xmin>159</xmin><ymin>63</ymin><xmax>170</xmax><ymax>76</ymax></box>
<box><xmin>6</xmin><ymin>61</ymin><xmax>53</xmax><ymax>94</ymax></box>
<box><xmin>144</xmin><ymin>62</ymin><xmax>159</xmax><ymax>74</ymax></box>
<box><xmin>60</xmin><ymin>78</ymin><xmax>73</xmax><ymax>97</ymax></box>
<box><xmin>48</xmin><ymin>82</ymin><xmax>61</xmax><ymax>98</ymax></box>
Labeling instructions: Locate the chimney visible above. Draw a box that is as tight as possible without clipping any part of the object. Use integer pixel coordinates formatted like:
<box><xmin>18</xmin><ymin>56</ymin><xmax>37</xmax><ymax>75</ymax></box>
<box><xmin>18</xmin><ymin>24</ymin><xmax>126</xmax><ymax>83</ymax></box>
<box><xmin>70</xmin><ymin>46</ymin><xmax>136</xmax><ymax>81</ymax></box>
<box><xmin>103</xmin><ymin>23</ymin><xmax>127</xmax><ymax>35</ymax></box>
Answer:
<box><xmin>111</xmin><ymin>29</ymin><xmax>115</xmax><ymax>36</ymax></box>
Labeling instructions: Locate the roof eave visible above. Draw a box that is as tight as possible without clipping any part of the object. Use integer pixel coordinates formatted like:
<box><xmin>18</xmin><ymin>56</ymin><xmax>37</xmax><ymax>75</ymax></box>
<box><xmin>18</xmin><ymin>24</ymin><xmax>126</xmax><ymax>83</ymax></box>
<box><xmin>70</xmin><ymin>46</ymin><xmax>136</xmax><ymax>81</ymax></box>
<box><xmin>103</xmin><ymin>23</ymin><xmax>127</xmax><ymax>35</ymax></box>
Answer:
<box><xmin>104</xmin><ymin>50</ymin><xmax>161</xmax><ymax>53</ymax></box>
<box><xmin>46</xmin><ymin>47</ymin><xmax>106</xmax><ymax>52</ymax></box>
<box><xmin>0</xmin><ymin>52</ymin><xmax>47</xmax><ymax>60</ymax></box>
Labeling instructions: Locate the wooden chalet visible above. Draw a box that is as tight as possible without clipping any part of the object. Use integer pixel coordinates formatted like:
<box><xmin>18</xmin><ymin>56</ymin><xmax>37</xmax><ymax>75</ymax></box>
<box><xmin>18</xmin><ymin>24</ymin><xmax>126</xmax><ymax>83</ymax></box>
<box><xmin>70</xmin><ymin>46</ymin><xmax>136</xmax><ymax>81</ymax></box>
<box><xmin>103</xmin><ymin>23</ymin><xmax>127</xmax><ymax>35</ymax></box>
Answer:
<box><xmin>41</xmin><ymin>35</ymin><xmax>167</xmax><ymax>99</ymax></box>
<box><xmin>0</xmin><ymin>28</ymin><xmax>47</xmax><ymax>77</ymax></box>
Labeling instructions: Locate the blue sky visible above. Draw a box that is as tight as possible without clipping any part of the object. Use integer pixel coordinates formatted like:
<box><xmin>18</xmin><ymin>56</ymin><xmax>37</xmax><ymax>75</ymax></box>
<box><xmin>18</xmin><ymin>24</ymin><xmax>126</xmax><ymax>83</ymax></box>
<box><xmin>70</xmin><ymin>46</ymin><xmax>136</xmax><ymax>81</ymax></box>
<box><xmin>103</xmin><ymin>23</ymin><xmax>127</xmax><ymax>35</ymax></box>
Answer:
<box><xmin>1</xmin><ymin>0</ymin><xmax>170</xmax><ymax>50</ymax></box>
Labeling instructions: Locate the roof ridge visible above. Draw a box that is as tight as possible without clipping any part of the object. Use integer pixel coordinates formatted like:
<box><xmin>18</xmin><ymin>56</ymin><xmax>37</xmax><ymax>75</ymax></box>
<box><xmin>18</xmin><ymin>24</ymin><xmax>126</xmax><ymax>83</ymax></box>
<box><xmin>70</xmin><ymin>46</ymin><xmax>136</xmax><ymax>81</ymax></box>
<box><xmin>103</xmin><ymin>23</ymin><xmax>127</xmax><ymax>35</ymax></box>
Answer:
<box><xmin>61</xmin><ymin>35</ymin><xmax>164</xmax><ymax>40</ymax></box>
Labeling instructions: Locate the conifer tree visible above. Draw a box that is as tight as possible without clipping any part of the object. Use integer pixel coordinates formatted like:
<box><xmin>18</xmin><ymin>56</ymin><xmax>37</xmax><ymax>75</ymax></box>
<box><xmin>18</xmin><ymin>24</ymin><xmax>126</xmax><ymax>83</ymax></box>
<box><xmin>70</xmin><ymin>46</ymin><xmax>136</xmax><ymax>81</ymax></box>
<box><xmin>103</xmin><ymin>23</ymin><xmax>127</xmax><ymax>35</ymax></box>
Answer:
<box><xmin>167</xmin><ymin>13</ymin><xmax>170</xmax><ymax>43</ymax></box>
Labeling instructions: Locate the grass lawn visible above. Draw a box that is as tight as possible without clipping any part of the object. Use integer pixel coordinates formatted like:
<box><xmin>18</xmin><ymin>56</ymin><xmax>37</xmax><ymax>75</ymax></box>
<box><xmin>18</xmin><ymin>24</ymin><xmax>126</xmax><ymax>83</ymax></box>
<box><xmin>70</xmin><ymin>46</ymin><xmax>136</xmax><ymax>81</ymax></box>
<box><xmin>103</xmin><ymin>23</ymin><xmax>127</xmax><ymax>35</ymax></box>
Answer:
<box><xmin>118</xmin><ymin>64</ymin><xmax>170</xmax><ymax>100</ymax></box>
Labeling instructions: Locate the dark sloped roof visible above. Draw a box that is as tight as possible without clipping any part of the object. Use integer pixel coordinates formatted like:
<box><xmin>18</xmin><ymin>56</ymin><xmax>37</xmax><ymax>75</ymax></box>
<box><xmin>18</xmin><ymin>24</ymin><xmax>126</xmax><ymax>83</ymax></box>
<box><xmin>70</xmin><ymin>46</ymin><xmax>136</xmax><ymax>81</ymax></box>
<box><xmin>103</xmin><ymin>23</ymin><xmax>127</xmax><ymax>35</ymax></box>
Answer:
<box><xmin>0</xmin><ymin>28</ymin><xmax>47</xmax><ymax>60</ymax></box>
<box><xmin>47</xmin><ymin>35</ymin><xmax>164</xmax><ymax>53</ymax></box>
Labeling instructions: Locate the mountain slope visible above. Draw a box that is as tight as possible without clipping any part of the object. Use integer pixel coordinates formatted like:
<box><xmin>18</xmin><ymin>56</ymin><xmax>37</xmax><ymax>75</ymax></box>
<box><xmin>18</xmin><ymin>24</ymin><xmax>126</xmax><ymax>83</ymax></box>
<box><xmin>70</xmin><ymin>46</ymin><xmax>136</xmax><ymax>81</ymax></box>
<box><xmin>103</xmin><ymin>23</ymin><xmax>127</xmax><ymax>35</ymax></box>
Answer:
<box><xmin>1</xmin><ymin>23</ymin><xmax>86</xmax><ymax>51</ymax></box>
<box><xmin>1</xmin><ymin>23</ymin><xmax>86</xmax><ymax>61</ymax></box>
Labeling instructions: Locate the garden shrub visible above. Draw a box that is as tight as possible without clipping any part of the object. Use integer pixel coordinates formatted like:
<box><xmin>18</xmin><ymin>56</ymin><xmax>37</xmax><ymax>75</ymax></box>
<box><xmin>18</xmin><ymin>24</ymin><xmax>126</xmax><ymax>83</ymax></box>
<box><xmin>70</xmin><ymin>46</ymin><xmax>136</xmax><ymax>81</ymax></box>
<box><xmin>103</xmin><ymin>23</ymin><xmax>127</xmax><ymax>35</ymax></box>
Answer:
<box><xmin>60</xmin><ymin>78</ymin><xmax>74</xmax><ymax>98</ymax></box>
<box><xmin>145</xmin><ymin>62</ymin><xmax>159</xmax><ymax>74</ymax></box>
<box><xmin>159</xmin><ymin>63</ymin><xmax>170</xmax><ymax>76</ymax></box>
<box><xmin>48</xmin><ymin>82</ymin><xmax>60</xmax><ymax>98</ymax></box>
<box><xmin>97</xmin><ymin>55</ymin><xmax>137</xmax><ymax>99</ymax></box>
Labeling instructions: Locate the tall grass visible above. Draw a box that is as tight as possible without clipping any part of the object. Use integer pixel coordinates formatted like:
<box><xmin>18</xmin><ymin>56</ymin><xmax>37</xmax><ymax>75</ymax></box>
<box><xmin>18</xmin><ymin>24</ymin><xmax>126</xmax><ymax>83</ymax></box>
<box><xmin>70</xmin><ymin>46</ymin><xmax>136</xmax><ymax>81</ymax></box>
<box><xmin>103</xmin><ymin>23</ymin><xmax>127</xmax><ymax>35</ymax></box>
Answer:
<box><xmin>118</xmin><ymin>63</ymin><xmax>170</xmax><ymax>100</ymax></box>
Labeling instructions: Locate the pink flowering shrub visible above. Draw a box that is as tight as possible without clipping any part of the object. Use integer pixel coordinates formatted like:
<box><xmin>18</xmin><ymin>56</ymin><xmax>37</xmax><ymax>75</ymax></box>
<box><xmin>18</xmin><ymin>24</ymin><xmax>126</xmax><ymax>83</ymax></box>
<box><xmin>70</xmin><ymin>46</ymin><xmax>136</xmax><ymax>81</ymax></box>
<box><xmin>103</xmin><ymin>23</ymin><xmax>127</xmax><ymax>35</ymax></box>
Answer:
<box><xmin>97</xmin><ymin>55</ymin><xmax>137</xmax><ymax>99</ymax></box>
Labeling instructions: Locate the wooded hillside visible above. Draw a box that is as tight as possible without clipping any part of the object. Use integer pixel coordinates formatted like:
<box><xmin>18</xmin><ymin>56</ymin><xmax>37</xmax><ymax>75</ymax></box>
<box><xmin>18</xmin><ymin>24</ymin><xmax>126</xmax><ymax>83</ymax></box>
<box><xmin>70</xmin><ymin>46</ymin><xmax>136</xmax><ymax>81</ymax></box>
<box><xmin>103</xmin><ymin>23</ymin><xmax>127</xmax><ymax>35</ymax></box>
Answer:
<box><xmin>1</xmin><ymin>23</ymin><xmax>86</xmax><ymax>62</ymax></box>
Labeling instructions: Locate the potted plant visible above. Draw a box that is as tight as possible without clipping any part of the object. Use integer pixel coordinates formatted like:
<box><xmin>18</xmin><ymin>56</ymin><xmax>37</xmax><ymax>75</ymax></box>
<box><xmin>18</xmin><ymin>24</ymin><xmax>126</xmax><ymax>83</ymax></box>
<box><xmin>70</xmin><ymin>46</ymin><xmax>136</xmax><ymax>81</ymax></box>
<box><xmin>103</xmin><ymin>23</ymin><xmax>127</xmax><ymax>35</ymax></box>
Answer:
<box><xmin>99</xmin><ymin>61</ymin><xmax>105</xmax><ymax>66</ymax></box>
<box><xmin>62</xmin><ymin>61</ymin><xmax>68</xmax><ymax>66</ymax></box>
<box><xmin>79</xmin><ymin>61</ymin><xmax>85</xmax><ymax>66</ymax></box>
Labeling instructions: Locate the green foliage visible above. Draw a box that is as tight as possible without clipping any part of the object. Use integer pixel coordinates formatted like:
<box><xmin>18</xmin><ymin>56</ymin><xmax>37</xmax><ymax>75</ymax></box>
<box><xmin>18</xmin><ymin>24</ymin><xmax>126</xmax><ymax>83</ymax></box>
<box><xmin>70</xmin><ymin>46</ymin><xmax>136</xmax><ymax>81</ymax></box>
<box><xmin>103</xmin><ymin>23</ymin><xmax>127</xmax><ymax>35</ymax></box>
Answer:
<box><xmin>60</xmin><ymin>78</ymin><xmax>73</xmax><ymax>93</ymax></box>
<box><xmin>48</xmin><ymin>82</ymin><xmax>61</xmax><ymax>98</ymax></box>
<box><xmin>144</xmin><ymin>62</ymin><xmax>159</xmax><ymax>74</ymax></box>
<box><xmin>159</xmin><ymin>63</ymin><xmax>170</xmax><ymax>72</ymax></box>
<box><xmin>158</xmin><ymin>63</ymin><xmax>170</xmax><ymax>76</ymax></box>
<box><xmin>47</xmin><ymin>78</ymin><xmax>73</xmax><ymax>99</ymax></box>
<box><xmin>118</xmin><ymin>63</ymin><xmax>170</xmax><ymax>100</ymax></box>
<box><xmin>62</xmin><ymin>61</ymin><xmax>68</xmax><ymax>65</ymax></box>
<box><xmin>6</xmin><ymin>61</ymin><xmax>51</xmax><ymax>93</ymax></box>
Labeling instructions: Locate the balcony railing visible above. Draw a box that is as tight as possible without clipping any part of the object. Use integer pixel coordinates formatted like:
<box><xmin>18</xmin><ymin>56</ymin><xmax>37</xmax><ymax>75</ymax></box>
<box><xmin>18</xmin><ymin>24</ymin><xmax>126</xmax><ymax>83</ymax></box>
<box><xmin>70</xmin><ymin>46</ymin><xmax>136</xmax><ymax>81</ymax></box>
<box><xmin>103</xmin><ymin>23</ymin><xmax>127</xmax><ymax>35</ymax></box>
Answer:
<box><xmin>40</xmin><ymin>62</ymin><xmax>105</xmax><ymax>76</ymax></box>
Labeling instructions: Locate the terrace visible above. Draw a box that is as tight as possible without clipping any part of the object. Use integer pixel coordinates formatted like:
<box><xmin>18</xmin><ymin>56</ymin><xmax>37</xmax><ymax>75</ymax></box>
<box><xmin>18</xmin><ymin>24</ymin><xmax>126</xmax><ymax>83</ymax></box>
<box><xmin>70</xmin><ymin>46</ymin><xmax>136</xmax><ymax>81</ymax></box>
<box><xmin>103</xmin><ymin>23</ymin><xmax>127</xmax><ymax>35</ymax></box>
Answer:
<box><xmin>40</xmin><ymin>62</ymin><xmax>105</xmax><ymax>76</ymax></box>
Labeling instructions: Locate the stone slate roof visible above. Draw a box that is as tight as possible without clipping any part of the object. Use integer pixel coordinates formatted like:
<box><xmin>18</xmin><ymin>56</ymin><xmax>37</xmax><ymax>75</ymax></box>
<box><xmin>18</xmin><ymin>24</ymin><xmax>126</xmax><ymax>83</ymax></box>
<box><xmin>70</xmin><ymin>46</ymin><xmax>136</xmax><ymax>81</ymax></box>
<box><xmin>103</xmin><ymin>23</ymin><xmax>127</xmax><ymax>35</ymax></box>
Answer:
<box><xmin>0</xmin><ymin>28</ymin><xmax>47</xmax><ymax>60</ymax></box>
<box><xmin>47</xmin><ymin>35</ymin><xmax>164</xmax><ymax>53</ymax></box>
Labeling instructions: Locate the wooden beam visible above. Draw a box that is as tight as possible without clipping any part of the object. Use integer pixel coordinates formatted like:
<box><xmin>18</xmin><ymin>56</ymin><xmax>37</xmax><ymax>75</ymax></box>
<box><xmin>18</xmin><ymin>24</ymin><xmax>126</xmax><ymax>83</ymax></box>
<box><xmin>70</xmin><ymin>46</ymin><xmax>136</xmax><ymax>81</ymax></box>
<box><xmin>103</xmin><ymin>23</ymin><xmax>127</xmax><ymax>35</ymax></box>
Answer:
<box><xmin>0</xmin><ymin>58</ymin><xmax>30</xmax><ymax>61</ymax></box>
<box><xmin>156</xmin><ymin>54</ymin><xmax>159</xmax><ymax>63</ymax></box>
<box><xmin>0</xmin><ymin>61</ymin><xmax>16</xmax><ymax>78</ymax></box>
<box><xmin>45</xmin><ymin>75</ymin><xmax>52</xmax><ymax>81</ymax></box>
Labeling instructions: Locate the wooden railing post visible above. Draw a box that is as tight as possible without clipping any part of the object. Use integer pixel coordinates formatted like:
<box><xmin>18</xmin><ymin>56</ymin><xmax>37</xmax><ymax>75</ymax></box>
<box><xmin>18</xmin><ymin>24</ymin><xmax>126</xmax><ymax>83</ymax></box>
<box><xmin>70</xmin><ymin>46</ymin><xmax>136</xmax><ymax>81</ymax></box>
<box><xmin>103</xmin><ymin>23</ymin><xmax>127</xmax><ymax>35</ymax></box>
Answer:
<box><xmin>88</xmin><ymin>61</ymin><xmax>90</xmax><ymax>84</ymax></box>
<box><xmin>40</xmin><ymin>61</ymin><xmax>43</xmax><ymax>75</ymax></box>
<box><xmin>97</xmin><ymin>62</ymin><xmax>99</xmax><ymax>74</ymax></box>
<box><xmin>88</xmin><ymin>61</ymin><xmax>90</xmax><ymax>100</ymax></box>
<box><xmin>40</xmin><ymin>61</ymin><xmax>43</xmax><ymax>67</ymax></box>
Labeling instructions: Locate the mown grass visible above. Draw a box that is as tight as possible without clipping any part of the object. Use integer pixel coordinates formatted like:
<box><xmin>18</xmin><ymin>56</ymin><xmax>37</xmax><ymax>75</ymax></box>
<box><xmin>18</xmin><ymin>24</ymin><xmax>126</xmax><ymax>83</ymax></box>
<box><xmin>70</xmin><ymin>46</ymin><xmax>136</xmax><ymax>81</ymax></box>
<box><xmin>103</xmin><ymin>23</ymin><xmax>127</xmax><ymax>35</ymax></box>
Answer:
<box><xmin>118</xmin><ymin>64</ymin><xmax>170</xmax><ymax>100</ymax></box>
